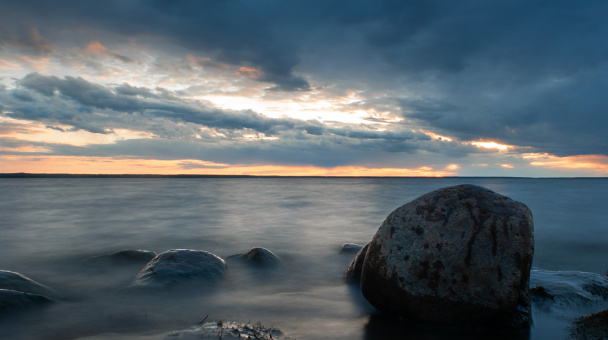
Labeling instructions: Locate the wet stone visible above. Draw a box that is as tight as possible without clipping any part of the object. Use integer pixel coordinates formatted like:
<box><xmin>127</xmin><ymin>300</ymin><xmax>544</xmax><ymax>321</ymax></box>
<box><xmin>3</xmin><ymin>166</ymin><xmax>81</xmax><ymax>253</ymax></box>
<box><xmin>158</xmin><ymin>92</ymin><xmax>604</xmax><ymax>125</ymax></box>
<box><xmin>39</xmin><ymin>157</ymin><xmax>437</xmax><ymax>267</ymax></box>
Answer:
<box><xmin>360</xmin><ymin>184</ymin><xmax>534</xmax><ymax>329</ymax></box>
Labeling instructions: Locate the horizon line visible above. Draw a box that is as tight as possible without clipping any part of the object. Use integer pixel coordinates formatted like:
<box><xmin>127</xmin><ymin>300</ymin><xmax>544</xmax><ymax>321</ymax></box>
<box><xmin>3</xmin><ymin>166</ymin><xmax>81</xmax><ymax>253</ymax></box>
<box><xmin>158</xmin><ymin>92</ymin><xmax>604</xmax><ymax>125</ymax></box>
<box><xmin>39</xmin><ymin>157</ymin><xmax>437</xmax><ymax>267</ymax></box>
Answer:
<box><xmin>1</xmin><ymin>173</ymin><xmax>606</xmax><ymax>179</ymax></box>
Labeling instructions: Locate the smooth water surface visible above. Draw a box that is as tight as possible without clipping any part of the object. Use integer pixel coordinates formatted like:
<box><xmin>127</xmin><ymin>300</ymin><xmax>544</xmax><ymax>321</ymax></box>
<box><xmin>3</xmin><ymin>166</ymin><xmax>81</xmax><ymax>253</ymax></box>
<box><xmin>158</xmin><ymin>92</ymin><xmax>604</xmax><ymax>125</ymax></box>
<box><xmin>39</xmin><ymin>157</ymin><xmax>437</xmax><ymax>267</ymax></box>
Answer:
<box><xmin>1</xmin><ymin>178</ymin><xmax>607</xmax><ymax>339</ymax></box>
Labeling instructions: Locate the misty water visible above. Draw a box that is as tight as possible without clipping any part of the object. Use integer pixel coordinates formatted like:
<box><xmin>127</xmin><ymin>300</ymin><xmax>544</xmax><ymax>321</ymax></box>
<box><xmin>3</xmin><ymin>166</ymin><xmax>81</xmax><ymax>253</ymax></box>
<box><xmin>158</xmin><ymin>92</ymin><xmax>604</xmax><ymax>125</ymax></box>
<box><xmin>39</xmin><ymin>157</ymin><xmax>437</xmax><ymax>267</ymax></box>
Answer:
<box><xmin>1</xmin><ymin>177</ymin><xmax>607</xmax><ymax>339</ymax></box>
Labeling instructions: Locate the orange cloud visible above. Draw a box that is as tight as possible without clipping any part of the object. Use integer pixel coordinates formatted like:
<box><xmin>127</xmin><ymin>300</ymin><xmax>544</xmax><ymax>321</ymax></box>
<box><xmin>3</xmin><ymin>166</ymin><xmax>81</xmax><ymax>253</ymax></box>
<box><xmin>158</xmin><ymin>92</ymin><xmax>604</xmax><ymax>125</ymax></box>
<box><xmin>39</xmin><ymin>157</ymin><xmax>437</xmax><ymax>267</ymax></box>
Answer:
<box><xmin>86</xmin><ymin>41</ymin><xmax>109</xmax><ymax>53</ymax></box>
<box><xmin>0</xmin><ymin>155</ymin><xmax>454</xmax><ymax>177</ymax></box>
<box><xmin>0</xmin><ymin>58</ymin><xmax>24</xmax><ymax>70</ymax></box>
<box><xmin>85</xmin><ymin>41</ymin><xmax>131</xmax><ymax>63</ymax></box>
<box><xmin>236</xmin><ymin>66</ymin><xmax>263</xmax><ymax>78</ymax></box>
<box><xmin>526</xmin><ymin>153</ymin><xmax>608</xmax><ymax>174</ymax></box>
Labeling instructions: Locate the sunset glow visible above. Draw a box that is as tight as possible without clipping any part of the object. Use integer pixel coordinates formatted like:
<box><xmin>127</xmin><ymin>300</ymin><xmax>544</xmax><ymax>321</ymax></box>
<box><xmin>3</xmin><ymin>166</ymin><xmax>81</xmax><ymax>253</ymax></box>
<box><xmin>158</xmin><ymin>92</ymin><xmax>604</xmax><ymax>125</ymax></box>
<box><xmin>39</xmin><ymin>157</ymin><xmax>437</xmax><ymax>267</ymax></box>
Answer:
<box><xmin>471</xmin><ymin>141</ymin><xmax>510</xmax><ymax>151</ymax></box>
<box><xmin>0</xmin><ymin>155</ymin><xmax>453</xmax><ymax>177</ymax></box>
<box><xmin>1</xmin><ymin>1</ymin><xmax>607</xmax><ymax>177</ymax></box>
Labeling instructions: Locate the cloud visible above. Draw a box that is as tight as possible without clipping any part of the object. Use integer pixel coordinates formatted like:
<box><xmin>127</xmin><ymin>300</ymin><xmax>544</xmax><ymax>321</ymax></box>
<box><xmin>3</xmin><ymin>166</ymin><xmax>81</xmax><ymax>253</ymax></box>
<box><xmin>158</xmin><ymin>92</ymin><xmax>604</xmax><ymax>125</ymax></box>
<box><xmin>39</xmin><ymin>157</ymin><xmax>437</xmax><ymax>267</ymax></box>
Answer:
<box><xmin>85</xmin><ymin>41</ymin><xmax>132</xmax><ymax>63</ymax></box>
<box><xmin>0</xmin><ymin>27</ymin><xmax>53</xmax><ymax>55</ymax></box>
<box><xmin>2</xmin><ymin>1</ymin><xmax>608</xmax><ymax>175</ymax></box>
<box><xmin>1</xmin><ymin>73</ymin><xmax>488</xmax><ymax>170</ymax></box>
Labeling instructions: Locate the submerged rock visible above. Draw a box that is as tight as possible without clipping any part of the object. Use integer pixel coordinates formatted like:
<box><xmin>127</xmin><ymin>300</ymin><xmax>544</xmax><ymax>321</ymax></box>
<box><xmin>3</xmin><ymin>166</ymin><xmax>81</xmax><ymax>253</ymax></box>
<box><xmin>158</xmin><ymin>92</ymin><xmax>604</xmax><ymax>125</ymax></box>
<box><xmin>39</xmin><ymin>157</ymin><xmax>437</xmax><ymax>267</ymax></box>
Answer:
<box><xmin>83</xmin><ymin>249</ymin><xmax>157</xmax><ymax>266</ymax></box>
<box><xmin>339</xmin><ymin>243</ymin><xmax>364</xmax><ymax>255</ymax></box>
<box><xmin>132</xmin><ymin>249</ymin><xmax>228</xmax><ymax>287</ymax></box>
<box><xmin>0</xmin><ymin>289</ymin><xmax>53</xmax><ymax>312</ymax></box>
<box><xmin>0</xmin><ymin>270</ymin><xmax>57</xmax><ymax>298</ymax></box>
<box><xmin>164</xmin><ymin>320</ymin><xmax>285</xmax><ymax>340</ymax></box>
<box><xmin>361</xmin><ymin>184</ymin><xmax>534</xmax><ymax>329</ymax></box>
<box><xmin>227</xmin><ymin>247</ymin><xmax>281</xmax><ymax>266</ymax></box>
<box><xmin>530</xmin><ymin>270</ymin><xmax>608</xmax><ymax>316</ymax></box>
<box><xmin>343</xmin><ymin>243</ymin><xmax>369</xmax><ymax>283</ymax></box>
<box><xmin>570</xmin><ymin>308</ymin><xmax>608</xmax><ymax>339</ymax></box>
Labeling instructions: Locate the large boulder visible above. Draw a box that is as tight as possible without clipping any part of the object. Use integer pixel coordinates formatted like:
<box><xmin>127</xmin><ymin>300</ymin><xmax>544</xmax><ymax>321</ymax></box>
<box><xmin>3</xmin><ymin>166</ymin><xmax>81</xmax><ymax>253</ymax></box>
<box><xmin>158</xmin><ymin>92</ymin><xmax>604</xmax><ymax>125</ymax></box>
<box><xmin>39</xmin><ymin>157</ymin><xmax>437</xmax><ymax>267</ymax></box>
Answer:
<box><xmin>227</xmin><ymin>247</ymin><xmax>281</xmax><ymax>266</ymax></box>
<box><xmin>0</xmin><ymin>270</ymin><xmax>57</xmax><ymax>298</ymax></box>
<box><xmin>0</xmin><ymin>289</ymin><xmax>53</xmax><ymax>312</ymax></box>
<box><xmin>360</xmin><ymin>184</ymin><xmax>534</xmax><ymax>329</ymax></box>
<box><xmin>132</xmin><ymin>249</ymin><xmax>228</xmax><ymax>287</ymax></box>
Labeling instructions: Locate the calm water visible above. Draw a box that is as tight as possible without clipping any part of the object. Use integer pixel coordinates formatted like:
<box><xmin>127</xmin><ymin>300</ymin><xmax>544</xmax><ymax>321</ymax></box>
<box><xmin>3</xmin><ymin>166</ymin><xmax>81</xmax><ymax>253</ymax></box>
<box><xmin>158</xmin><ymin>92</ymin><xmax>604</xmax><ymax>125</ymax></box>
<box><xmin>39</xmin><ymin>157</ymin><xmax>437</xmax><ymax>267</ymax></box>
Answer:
<box><xmin>1</xmin><ymin>177</ymin><xmax>607</xmax><ymax>339</ymax></box>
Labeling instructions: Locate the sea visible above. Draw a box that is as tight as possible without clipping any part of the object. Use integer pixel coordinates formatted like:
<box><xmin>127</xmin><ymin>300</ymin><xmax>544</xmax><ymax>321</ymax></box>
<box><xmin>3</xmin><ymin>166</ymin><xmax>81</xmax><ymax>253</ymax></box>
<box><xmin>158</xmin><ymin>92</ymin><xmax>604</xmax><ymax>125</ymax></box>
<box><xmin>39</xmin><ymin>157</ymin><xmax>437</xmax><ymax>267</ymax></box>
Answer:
<box><xmin>0</xmin><ymin>177</ymin><xmax>607</xmax><ymax>339</ymax></box>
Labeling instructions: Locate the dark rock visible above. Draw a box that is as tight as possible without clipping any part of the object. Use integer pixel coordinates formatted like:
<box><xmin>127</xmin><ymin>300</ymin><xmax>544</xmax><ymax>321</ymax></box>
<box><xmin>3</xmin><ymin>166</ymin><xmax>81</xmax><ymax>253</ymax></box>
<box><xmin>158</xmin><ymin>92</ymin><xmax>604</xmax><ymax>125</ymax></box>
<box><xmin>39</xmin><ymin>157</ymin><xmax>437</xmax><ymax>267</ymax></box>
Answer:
<box><xmin>360</xmin><ymin>184</ymin><xmax>534</xmax><ymax>329</ymax></box>
<box><xmin>343</xmin><ymin>243</ymin><xmax>369</xmax><ymax>283</ymax></box>
<box><xmin>227</xmin><ymin>247</ymin><xmax>281</xmax><ymax>266</ymax></box>
<box><xmin>0</xmin><ymin>270</ymin><xmax>57</xmax><ymax>298</ymax></box>
<box><xmin>0</xmin><ymin>289</ymin><xmax>53</xmax><ymax>312</ymax></box>
<box><xmin>132</xmin><ymin>249</ymin><xmax>228</xmax><ymax>287</ymax></box>
<box><xmin>570</xmin><ymin>309</ymin><xmax>608</xmax><ymax>339</ymax></box>
<box><xmin>530</xmin><ymin>285</ymin><xmax>554</xmax><ymax>301</ymax></box>
<box><xmin>339</xmin><ymin>243</ymin><xmax>364</xmax><ymax>255</ymax></box>
<box><xmin>83</xmin><ymin>249</ymin><xmax>157</xmax><ymax>266</ymax></box>
<box><xmin>530</xmin><ymin>270</ymin><xmax>608</xmax><ymax>317</ymax></box>
<box><xmin>164</xmin><ymin>320</ymin><xmax>285</xmax><ymax>339</ymax></box>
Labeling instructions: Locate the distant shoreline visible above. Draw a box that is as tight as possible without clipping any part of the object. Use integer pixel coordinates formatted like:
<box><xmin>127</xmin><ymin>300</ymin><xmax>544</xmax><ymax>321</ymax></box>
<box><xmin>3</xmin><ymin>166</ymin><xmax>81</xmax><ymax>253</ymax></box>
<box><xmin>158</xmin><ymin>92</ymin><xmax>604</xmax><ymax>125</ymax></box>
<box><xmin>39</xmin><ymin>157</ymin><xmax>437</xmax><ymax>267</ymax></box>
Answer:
<box><xmin>0</xmin><ymin>173</ymin><xmax>605</xmax><ymax>179</ymax></box>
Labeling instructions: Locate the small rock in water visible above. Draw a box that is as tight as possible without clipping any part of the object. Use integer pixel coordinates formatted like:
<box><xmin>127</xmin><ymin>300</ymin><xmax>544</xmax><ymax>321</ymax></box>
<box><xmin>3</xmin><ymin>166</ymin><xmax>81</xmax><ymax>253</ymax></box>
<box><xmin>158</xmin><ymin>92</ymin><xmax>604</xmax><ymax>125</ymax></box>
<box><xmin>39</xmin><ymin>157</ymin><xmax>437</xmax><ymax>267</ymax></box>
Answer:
<box><xmin>0</xmin><ymin>270</ymin><xmax>57</xmax><ymax>298</ymax></box>
<box><xmin>164</xmin><ymin>320</ymin><xmax>286</xmax><ymax>340</ymax></box>
<box><xmin>132</xmin><ymin>249</ymin><xmax>228</xmax><ymax>287</ymax></box>
<box><xmin>0</xmin><ymin>289</ymin><xmax>54</xmax><ymax>312</ymax></box>
<box><xmin>83</xmin><ymin>249</ymin><xmax>157</xmax><ymax>266</ymax></box>
<box><xmin>227</xmin><ymin>247</ymin><xmax>281</xmax><ymax>266</ymax></box>
<box><xmin>570</xmin><ymin>309</ymin><xmax>608</xmax><ymax>339</ymax></box>
<box><xmin>338</xmin><ymin>243</ymin><xmax>364</xmax><ymax>255</ymax></box>
<box><xmin>361</xmin><ymin>184</ymin><xmax>534</xmax><ymax>329</ymax></box>
<box><xmin>343</xmin><ymin>243</ymin><xmax>369</xmax><ymax>283</ymax></box>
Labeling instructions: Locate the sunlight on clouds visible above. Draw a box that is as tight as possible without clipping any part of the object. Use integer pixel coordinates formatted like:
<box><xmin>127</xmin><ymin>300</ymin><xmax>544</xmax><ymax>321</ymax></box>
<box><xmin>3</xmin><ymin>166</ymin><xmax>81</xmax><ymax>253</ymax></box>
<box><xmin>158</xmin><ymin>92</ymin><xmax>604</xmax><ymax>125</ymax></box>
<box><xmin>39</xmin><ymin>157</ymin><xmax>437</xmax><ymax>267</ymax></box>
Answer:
<box><xmin>0</xmin><ymin>58</ymin><xmax>24</xmax><ymax>70</ymax></box>
<box><xmin>86</xmin><ymin>41</ymin><xmax>110</xmax><ymax>53</ymax></box>
<box><xmin>16</xmin><ymin>56</ymin><xmax>50</xmax><ymax>73</ymax></box>
<box><xmin>0</xmin><ymin>144</ymin><xmax>52</xmax><ymax>153</ymax></box>
<box><xmin>202</xmin><ymin>91</ymin><xmax>377</xmax><ymax>124</ymax></box>
<box><xmin>471</xmin><ymin>141</ymin><xmax>510</xmax><ymax>150</ymax></box>
<box><xmin>2</xmin><ymin>118</ymin><xmax>155</xmax><ymax>146</ymax></box>
<box><xmin>242</xmin><ymin>134</ymin><xmax>279</xmax><ymax>140</ymax></box>
<box><xmin>525</xmin><ymin>153</ymin><xmax>608</xmax><ymax>175</ymax></box>
<box><xmin>501</xmin><ymin>164</ymin><xmax>514</xmax><ymax>169</ymax></box>
<box><xmin>0</xmin><ymin>155</ymin><xmax>455</xmax><ymax>177</ymax></box>
<box><xmin>420</xmin><ymin>130</ymin><xmax>453</xmax><ymax>142</ymax></box>
<box><xmin>236</xmin><ymin>66</ymin><xmax>263</xmax><ymax>78</ymax></box>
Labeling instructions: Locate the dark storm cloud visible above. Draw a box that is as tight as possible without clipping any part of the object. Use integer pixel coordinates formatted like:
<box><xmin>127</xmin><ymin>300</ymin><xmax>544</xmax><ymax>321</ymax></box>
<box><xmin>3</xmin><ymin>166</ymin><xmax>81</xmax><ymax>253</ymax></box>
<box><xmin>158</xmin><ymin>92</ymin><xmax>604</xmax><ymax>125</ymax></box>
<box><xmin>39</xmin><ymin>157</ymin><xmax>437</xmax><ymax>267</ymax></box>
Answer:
<box><xmin>4</xmin><ymin>73</ymin><xmax>448</xmax><ymax>154</ymax></box>
<box><xmin>1</xmin><ymin>74</ymin><xmax>478</xmax><ymax>166</ymax></box>
<box><xmin>2</xmin><ymin>0</ymin><xmax>607</xmax><ymax>159</ymax></box>
<box><xmin>0</xmin><ymin>27</ymin><xmax>52</xmax><ymax>55</ymax></box>
<box><xmin>12</xmin><ymin>73</ymin><xmax>306</xmax><ymax>134</ymax></box>
<box><xmin>46</xmin><ymin>135</ymin><xmax>456</xmax><ymax>169</ymax></box>
<box><xmin>0</xmin><ymin>0</ymin><xmax>311</xmax><ymax>91</ymax></box>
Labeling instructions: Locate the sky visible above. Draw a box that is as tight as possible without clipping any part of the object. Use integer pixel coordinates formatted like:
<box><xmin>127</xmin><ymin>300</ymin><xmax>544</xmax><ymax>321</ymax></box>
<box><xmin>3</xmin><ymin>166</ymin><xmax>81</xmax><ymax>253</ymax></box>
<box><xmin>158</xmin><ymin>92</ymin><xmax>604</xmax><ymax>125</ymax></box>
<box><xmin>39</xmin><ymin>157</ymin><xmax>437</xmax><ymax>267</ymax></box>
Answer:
<box><xmin>1</xmin><ymin>0</ymin><xmax>607</xmax><ymax>177</ymax></box>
